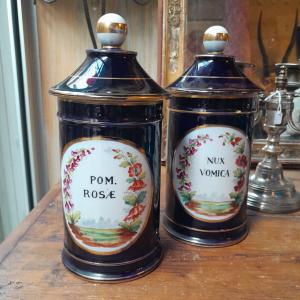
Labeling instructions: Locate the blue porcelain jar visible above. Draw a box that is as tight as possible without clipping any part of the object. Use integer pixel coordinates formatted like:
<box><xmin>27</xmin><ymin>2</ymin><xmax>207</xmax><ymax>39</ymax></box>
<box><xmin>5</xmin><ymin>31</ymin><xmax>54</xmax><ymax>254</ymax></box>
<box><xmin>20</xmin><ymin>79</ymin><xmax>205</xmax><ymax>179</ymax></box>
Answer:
<box><xmin>50</xmin><ymin>14</ymin><xmax>167</xmax><ymax>281</ymax></box>
<box><xmin>163</xmin><ymin>26</ymin><xmax>260</xmax><ymax>247</ymax></box>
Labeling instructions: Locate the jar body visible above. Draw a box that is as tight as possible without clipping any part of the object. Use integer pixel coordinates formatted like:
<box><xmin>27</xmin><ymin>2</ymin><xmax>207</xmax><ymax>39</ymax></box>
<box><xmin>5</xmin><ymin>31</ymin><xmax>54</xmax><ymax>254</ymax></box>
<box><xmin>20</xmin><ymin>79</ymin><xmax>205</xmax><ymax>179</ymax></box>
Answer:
<box><xmin>164</xmin><ymin>95</ymin><xmax>256</xmax><ymax>246</ymax></box>
<box><xmin>58</xmin><ymin>99</ymin><xmax>163</xmax><ymax>281</ymax></box>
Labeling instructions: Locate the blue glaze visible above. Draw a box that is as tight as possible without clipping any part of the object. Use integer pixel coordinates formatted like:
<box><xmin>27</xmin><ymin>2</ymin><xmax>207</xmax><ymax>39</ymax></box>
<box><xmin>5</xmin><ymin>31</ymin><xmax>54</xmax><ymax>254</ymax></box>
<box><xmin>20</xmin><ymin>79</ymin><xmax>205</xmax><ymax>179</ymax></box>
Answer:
<box><xmin>164</xmin><ymin>54</ymin><xmax>260</xmax><ymax>247</ymax></box>
<box><xmin>52</xmin><ymin>49</ymin><xmax>166</xmax><ymax>97</ymax></box>
<box><xmin>50</xmin><ymin>49</ymin><xmax>166</xmax><ymax>281</ymax></box>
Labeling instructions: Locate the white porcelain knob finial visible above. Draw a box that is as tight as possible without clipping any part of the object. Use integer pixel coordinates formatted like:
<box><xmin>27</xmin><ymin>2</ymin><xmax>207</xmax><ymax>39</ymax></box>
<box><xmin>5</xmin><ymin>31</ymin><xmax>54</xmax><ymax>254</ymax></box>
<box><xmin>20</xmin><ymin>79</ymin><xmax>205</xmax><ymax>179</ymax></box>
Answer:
<box><xmin>96</xmin><ymin>13</ymin><xmax>128</xmax><ymax>49</ymax></box>
<box><xmin>203</xmin><ymin>26</ymin><xmax>229</xmax><ymax>54</ymax></box>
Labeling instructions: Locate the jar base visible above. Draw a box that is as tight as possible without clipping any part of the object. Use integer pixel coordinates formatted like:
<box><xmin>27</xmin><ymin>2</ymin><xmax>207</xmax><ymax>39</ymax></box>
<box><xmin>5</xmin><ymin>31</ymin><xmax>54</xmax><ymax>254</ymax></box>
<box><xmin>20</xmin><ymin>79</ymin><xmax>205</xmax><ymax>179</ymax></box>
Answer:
<box><xmin>163</xmin><ymin>214</ymin><xmax>248</xmax><ymax>247</ymax></box>
<box><xmin>62</xmin><ymin>244</ymin><xmax>163</xmax><ymax>282</ymax></box>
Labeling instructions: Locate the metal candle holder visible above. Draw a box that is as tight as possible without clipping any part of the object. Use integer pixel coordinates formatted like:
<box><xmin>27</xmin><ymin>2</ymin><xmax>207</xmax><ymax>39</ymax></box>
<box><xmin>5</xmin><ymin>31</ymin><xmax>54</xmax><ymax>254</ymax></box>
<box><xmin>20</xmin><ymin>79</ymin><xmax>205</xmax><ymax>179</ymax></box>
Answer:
<box><xmin>247</xmin><ymin>66</ymin><xmax>300</xmax><ymax>213</ymax></box>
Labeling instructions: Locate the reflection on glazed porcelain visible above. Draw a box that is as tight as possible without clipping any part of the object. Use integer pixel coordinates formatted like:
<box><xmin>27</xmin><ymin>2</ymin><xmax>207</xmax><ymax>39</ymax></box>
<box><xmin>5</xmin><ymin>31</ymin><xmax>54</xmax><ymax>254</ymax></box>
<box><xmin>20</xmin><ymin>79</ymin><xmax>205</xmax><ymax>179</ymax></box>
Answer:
<box><xmin>170</xmin><ymin>55</ymin><xmax>256</xmax><ymax>92</ymax></box>
<box><xmin>66</xmin><ymin>59</ymin><xmax>106</xmax><ymax>90</ymax></box>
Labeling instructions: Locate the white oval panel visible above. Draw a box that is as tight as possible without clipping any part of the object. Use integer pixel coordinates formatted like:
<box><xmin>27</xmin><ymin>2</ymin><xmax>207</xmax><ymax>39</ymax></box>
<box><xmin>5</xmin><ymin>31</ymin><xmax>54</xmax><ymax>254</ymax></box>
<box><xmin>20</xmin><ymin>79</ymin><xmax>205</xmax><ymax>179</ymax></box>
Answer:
<box><xmin>173</xmin><ymin>126</ymin><xmax>250</xmax><ymax>222</ymax></box>
<box><xmin>61</xmin><ymin>138</ymin><xmax>152</xmax><ymax>255</ymax></box>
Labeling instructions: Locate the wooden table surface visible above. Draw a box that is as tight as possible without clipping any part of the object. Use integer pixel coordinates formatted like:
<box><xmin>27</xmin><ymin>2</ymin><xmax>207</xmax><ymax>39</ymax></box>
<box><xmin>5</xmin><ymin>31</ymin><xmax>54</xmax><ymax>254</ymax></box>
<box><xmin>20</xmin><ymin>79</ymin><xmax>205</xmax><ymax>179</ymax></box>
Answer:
<box><xmin>0</xmin><ymin>167</ymin><xmax>300</xmax><ymax>300</ymax></box>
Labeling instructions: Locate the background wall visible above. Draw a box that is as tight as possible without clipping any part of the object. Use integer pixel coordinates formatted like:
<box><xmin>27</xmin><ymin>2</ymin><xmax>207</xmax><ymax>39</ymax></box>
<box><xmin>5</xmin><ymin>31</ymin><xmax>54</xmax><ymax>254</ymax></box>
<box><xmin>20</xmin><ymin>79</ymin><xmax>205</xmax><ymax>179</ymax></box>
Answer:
<box><xmin>184</xmin><ymin>0</ymin><xmax>300</xmax><ymax>89</ymax></box>
<box><xmin>248</xmin><ymin>0</ymin><xmax>300</xmax><ymax>87</ymax></box>
<box><xmin>36</xmin><ymin>0</ymin><xmax>158</xmax><ymax>187</ymax></box>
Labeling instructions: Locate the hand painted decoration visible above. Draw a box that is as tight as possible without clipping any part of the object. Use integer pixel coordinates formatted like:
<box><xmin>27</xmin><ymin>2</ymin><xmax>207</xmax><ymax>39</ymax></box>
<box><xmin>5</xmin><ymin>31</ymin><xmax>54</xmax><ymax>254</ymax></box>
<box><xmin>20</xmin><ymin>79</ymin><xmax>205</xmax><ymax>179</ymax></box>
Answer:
<box><xmin>203</xmin><ymin>25</ymin><xmax>229</xmax><ymax>54</ymax></box>
<box><xmin>164</xmin><ymin>26</ymin><xmax>260</xmax><ymax>247</ymax></box>
<box><xmin>173</xmin><ymin>128</ymin><xmax>250</xmax><ymax>222</ymax></box>
<box><xmin>50</xmin><ymin>13</ymin><xmax>167</xmax><ymax>282</ymax></box>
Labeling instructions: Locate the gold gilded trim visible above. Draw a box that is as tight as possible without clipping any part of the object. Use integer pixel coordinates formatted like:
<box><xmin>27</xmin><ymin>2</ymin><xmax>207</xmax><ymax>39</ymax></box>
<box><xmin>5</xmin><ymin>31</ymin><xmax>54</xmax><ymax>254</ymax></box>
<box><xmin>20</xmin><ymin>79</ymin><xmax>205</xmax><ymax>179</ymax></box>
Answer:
<box><xmin>49</xmin><ymin>89</ymin><xmax>167</xmax><ymax>105</ymax></box>
<box><xmin>167</xmin><ymin>0</ymin><xmax>184</xmax><ymax>74</ymax></box>
<box><xmin>61</xmin><ymin>136</ymin><xmax>154</xmax><ymax>256</ymax></box>
<box><xmin>181</xmin><ymin>76</ymin><xmax>244</xmax><ymax>79</ymax></box>
<box><xmin>63</xmin><ymin>248</ymin><xmax>163</xmax><ymax>283</ymax></box>
<box><xmin>96</xmin><ymin>22</ymin><xmax>128</xmax><ymax>34</ymax></box>
<box><xmin>203</xmin><ymin>32</ymin><xmax>229</xmax><ymax>42</ymax></box>
<box><xmin>164</xmin><ymin>223</ymin><xmax>248</xmax><ymax>248</ymax></box>
<box><xmin>168</xmin><ymin>108</ymin><xmax>253</xmax><ymax>115</ymax></box>
<box><xmin>63</xmin><ymin>246</ymin><xmax>159</xmax><ymax>267</ymax></box>
<box><xmin>58</xmin><ymin>116</ymin><xmax>161</xmax><ymax>126</ymax></box>
<box><xmin>169</xmin><ymin>90</ymin><xmax>259</xmax><ymax>99</ymax></box>
<box><xmin>66</xmin><ymin>76</ymin><xmax>151</xmax><ymax>80</ymax></box>
<box><xmin>164</xmin><ymin>214</ymin><xmax>247</xmax><ymax>233</ymax></box>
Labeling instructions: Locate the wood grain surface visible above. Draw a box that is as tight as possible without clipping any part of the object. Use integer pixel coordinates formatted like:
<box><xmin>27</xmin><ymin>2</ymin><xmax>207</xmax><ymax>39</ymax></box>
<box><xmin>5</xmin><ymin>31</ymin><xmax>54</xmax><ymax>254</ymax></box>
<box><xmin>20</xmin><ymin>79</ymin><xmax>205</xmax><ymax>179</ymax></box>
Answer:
<box><xmin>0</xmin><ymin>168</ymin><xmax>300</xmax><ymax>300</ymax></box>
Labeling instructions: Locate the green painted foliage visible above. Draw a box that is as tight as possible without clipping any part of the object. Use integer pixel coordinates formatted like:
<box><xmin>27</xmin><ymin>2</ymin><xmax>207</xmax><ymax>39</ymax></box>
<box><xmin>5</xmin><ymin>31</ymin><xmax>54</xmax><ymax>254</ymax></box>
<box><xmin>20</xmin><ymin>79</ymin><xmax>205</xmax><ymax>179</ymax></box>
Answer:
<box><xmin>180</xmin><ymin>191</ymin><xmax>196</xmax><ymax>203</ymax></box>
<box><xmin>66</xmin><ymin>210</ymin><xmax>81</xmax><ymax>224</ymax></box>
<box><xmin>123</xmin><ymin>194</ymin><xmax>137</xmax><ymax>206</ymax></box>
<box><xmin>129</xmin><ymin>155</ymin><xmax>138</xmax><ymax>164</ymax></box>
<box><xmin>136</xmin><ymin>191</ymin><xmax>146</xmax><ymax>203</ymax></box>
<box><xmin>119</xmin><ymin>219</ymin><xmax>142</xmax><ymax>233</ymax></box>
<box><xmin>119</xmin><ymin>161</ymin><xmax>130</xmax><ymax>168</ymax></box>
<box><xmin>126</xmin><ymin>177</ymin><xmax>135</xmax><ymax>183</ymax></box>
<box><xmin>233</xmin><ymin>168</ymin><xmax>244</xmax><ymax>179</ymax></box>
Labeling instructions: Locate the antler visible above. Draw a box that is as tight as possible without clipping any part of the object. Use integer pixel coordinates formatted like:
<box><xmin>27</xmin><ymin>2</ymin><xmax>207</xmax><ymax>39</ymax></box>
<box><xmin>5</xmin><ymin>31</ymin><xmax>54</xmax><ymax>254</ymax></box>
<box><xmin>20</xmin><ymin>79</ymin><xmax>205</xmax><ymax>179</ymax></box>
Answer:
<box><xmin>257</xmin><ymin>11</ymin><xmax>270</xmax><ymax>81</ymax></box>
<box><xmin>281</xmin><ymin>9</ymin><xmax>298</xmax><ymax>63</ymax></box>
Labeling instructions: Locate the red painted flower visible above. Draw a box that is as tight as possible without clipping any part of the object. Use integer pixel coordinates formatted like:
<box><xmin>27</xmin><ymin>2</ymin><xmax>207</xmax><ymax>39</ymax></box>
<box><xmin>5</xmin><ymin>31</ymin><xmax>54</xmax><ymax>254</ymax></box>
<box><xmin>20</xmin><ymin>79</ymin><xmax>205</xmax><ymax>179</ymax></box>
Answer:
<box><xmin>234</xmin><ymin>176</ymin><xmax>245</xmax><ymax>192</ymax></box>
<box><xmin>128</xmin><ymin>163</ymin><xmax>143</xmax><ymax>177</ymax></box>
<box><xmin>123</xmin><ymin>204</ymin><xmax>145</xmax><ymax>222</ymax></box>
<box><xmin>231</xmin><ymin>137</ymin><xmax>242</xmax><ymax>146</ymax></box>
<box><xmin>128</xmin><ymin>180</ymin><xmax>146</xmax><ymax>192</ymax></box>
<box><xmin>236</xmin><ymin>155</ymin><xmax>248</xmax><ymax>168</ymax></box>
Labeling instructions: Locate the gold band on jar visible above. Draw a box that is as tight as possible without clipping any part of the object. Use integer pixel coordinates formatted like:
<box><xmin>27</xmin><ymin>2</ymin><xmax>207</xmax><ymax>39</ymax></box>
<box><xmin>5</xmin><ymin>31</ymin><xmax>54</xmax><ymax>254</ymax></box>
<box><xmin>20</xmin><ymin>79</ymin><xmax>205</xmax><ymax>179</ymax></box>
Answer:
<box><xmin>96</xmin><ymin>22</ymin><xmax>128</xmax><ymax>34</ymax></box>
<box><xmin>203</xmin><ymin>32</ymin><xmax>229</xmax><ymax>42</ymax></box>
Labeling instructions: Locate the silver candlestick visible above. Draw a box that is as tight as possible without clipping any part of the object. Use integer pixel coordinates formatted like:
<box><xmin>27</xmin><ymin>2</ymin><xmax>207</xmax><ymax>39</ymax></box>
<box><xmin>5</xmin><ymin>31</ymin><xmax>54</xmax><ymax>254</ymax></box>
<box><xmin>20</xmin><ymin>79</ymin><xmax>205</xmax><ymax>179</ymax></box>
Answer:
<box><xmin>247</xmin><ymin>66</ymin><xmax>300</xmax><ymax>213</ymax></box>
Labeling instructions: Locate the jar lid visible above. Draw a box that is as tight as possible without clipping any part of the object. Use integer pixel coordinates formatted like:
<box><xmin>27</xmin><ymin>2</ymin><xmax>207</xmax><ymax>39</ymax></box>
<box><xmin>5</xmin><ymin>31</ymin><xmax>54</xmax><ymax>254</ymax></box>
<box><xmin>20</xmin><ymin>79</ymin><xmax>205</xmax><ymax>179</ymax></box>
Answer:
<box><xmin>49</xmin><ymin>13</ymin><xmax>167</xmax><ymax>104</ymax></box>
<box><xmin>168</xmin><ymin>26</ymin><xmax>260</xmax><ymax>97</ymax></box>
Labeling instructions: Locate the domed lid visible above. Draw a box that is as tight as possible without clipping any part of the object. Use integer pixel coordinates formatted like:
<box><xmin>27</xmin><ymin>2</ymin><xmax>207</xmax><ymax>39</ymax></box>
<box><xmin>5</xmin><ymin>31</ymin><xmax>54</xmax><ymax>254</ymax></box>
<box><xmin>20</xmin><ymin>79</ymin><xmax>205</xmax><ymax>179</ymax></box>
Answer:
<box><xmin>168</xmin><ymin>26</ymin><xmax>260</xmax><ymax>97</ymax></box>
<box><xmin>49</xmin><ymin>13</ymin><xmax>167</xmax><ymax>103</ymax></box>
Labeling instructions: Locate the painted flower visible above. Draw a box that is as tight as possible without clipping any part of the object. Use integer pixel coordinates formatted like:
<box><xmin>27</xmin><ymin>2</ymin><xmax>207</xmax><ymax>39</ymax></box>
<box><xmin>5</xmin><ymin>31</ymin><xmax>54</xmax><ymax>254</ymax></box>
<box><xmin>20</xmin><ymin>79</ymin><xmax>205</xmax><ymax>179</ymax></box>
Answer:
<box><xmin>183</xmin><ymin>181</ymin><xmax>191</xmax><ymax>191</ymax></box>
<box><xmin>176</xmin><ymin>134</ymin><xmax>213</xmax><ymax>203</ymax></box>
<box><xmin>63</xmin><ymin>147</ymin><xmax>94</xmax><ymax>214</ymax></box>
<box><xmin>179</xmin><ymin>154</ymin><xmax>189</xmax><ymax>167</ymax></box>
<box><xmin>231</xmin><ymin>137</ymin><xmax>242</xmax><ymax>146</ymax></box>
<box><xmin>128</xmin><ymin>180</ymin><xmax>146</xmax><ymax>192</ymax></box>
<box><xmin>236</xmin><ymin>155</ymin><xmax>248</xmax><ymax>168</ymax></box>
<box><xmin>65</xmin><ymin>201</ymin><xmax>74</xmax><ymax>212</ymax></box>
<box><xmin>187</xmin><ymin>147</ymin><xmax>197</xmax><ymax>156</ymax></box>
<box><xmin>128</xmin><ymin>163</ymin><xmax>143</xmax><ymax>177</ymax></box>
<box><xmin>86</xmin><ymin>73</ymin><xmax>97</xmax><ymax>86</ymax></box>
<box><xmin>234</xmin><ymin>176</ymin><xmax>245</xmax><ymax>192</ymax></box>
<box><xmin>123</xmin><ymin>204</ymin><xmax>145</xmax><ymax>222</ymax></box>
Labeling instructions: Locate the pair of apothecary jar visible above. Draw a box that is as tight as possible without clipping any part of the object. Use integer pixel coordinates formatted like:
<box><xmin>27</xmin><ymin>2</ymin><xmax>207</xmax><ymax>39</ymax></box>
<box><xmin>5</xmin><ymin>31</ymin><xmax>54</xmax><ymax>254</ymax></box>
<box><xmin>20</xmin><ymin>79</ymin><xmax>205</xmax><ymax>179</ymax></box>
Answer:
<box><xmin>49</xmin><ymin>14</ymin><xmax>260</xmax><ymax>281</ymax></box>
